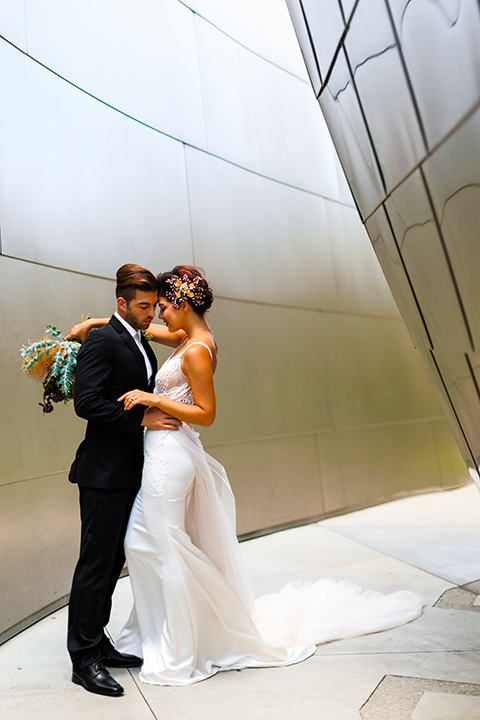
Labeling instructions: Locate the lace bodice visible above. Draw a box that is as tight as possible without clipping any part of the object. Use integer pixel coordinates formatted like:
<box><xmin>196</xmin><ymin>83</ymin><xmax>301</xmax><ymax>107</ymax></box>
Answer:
<box><xmin>144</xmin><ymin>342</ymin><xmax>213</xmax><ymax>497</ymax></box>
<box><xmin>155</xmin><ymin>350</ymin><xmax>194</xmax><ymax>405</ymax></box>
<box><xmin>154</xmin><ymin>341</ymin><xmax>214</xmax><ymax>405</ymax></box>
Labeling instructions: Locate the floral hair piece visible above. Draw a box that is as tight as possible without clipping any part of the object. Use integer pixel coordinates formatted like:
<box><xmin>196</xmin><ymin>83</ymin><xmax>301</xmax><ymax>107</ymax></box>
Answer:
<box><xmin>164</xmin><ymin>274</ymin><xmax>206</xmax><ymax>309</ymax></box>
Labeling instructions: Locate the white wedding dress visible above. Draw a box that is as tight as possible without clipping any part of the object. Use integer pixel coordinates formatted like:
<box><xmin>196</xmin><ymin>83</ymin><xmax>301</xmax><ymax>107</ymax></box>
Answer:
<box><xmin>115</xmin><ymin>343</ymin><xmax>425</xmax><ymax>686</ymax></box>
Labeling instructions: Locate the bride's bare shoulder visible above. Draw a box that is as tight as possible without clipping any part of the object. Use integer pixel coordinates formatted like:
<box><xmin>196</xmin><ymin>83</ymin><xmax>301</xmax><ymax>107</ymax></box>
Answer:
<box><xmin>182</xmin><ymin>335</ymin><xmax>217</xmax><ymax>371</ymax></box>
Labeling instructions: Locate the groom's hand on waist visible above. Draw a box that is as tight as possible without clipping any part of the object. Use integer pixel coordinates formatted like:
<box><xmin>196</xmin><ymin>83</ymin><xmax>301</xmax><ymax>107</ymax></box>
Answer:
<box><xmin>142</xmin><ymin>407</ymin><xmax>181</xmax><ymax>431</ymax></box>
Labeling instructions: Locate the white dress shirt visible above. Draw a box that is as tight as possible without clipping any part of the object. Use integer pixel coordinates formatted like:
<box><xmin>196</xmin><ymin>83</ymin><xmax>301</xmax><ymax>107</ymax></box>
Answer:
<box><xmin>114</xmin><ymin>311</ymin><xmax>153</xmax><ymax>382</ymax></box>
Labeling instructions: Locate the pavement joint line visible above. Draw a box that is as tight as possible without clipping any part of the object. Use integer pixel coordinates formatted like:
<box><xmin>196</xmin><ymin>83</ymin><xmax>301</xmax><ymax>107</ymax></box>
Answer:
<box><xmin>129</xmin><ymin>670</ymin><xmax>158</xmax><ymax>718</ymax></box>
<box><xmin>320</xmin><ymin>526</ymin><xmax>480</xmax><ymax>584</ymax></box>
<box><xmin>315</xmin><ymin>649</ymin><xmax>480</xmax><ymax>656</ymax></box>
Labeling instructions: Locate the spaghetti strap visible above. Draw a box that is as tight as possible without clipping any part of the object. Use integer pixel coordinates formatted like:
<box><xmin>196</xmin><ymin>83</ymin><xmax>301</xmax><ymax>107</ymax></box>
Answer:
<box><xmin>183</xmin><ymin>341</ymin><xmax>214</xmax><ymax>360</ymax></box>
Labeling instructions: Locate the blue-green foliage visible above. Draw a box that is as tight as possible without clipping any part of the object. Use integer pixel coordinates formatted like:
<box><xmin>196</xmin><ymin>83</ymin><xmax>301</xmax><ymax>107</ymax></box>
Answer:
<box><xmin>21</xmin><ymin>324</ymin><xmax>80</xmax><ymax>412</ymax></box>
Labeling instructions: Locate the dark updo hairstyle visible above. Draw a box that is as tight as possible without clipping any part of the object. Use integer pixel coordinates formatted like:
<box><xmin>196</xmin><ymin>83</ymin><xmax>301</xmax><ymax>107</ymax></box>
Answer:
<box><xmin>116</xmin><ymin>263</ymin><xmax>158</xmax><ymax>302</ymax></box>
<box><xmin>157</xmin><ymin>265</ymin><xmax>214</xmax><ymax>316</ymax></box>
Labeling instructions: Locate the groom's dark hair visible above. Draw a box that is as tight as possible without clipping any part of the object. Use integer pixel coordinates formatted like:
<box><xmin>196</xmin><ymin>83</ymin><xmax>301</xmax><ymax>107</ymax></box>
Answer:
<box><xmin>116</xmin><ymin>264</ymin><xmax>158</xmax><ymax>303</ymax></box>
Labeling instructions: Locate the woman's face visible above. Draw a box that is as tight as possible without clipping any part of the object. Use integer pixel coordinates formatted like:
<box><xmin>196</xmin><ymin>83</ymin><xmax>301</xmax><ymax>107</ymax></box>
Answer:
<box><xmin>158</xmin><ymin>296</ymin><xmax>184</xmax><ymax>332</ymax></box>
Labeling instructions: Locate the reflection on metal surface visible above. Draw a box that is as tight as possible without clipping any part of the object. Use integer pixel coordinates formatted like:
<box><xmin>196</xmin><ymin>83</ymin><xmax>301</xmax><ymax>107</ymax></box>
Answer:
<box><xmin>284</xmin><ymin>2</ymin><xmax>322</xmax><ymax>93</ymax></box>
<box><xmin>319</xmin><ymin>48</ymin><xmax>385</xmax><ymax>216</ymax></box>
<box><xmin>393</xmin><ymin>0</ymin><xmax>480</xmax><ymax>146</ymax></box>
<box><xmin>366</xmin><ymin>206</ymin><xmax>433</xmax><ymax>349</ymax></box>
<box><xmin>300</xmin><ymin>0</ymin><xmax>345</xmax><ymax>81</ymax></box>
<box><xmin>287</xmin><ymin>0</ymin><xmax>480</xmax><ymax>486</ymax></box>
<box><xmin>386</xmin><ymin>171</ymin><xmax>474</xmax><ymax>353</ymax></box>
<box><xmin>344</xmin><ymin>0</ymin><xmax>426</xmax><ymax>190</ymax></box>
<box><xmin>424</xmin><ymin>110</ymin><xmax>480</xmax><ymax>349</ymax></box>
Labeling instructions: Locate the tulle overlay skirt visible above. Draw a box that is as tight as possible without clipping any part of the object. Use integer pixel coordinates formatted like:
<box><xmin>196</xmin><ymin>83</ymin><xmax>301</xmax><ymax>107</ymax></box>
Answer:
<box><xmin>116</xmin><ymin>425</ymin><xmax>425</xmax><ymax>685</ymax></box>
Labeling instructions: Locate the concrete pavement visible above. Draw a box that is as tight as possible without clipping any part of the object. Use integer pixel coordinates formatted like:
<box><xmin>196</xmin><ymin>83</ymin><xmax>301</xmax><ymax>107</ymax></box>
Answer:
<box><xmin>2</xmin><ymin>483</ymin><xmax>480</xmax><ymax>719</ymax></box>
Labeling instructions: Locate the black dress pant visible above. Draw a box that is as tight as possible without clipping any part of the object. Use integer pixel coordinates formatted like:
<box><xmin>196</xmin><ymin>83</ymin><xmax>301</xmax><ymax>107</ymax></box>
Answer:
<box><xmin>67</xmin><ymin>486</ymin><xmax>137</xmax><ymax>669</ymax></box>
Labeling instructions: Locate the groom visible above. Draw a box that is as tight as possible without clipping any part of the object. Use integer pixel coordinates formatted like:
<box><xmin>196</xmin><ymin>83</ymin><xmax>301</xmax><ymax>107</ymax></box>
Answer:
<box><xmin>67</xmin><ymin>263</ymin><xmax>180</xmax><ymax>697</ymax></box>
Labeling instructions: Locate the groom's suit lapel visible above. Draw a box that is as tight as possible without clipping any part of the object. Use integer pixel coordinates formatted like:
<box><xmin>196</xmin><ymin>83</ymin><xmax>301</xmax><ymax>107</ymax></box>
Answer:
<box><xmin>109</xmin><ymin>314</ymin><xmax>150</xmax><ymax>387</ymax></box>
<box><xmin>142</xmin><ymin>335</ymin><xmax>158</xmax><ymax>391</ymax></box>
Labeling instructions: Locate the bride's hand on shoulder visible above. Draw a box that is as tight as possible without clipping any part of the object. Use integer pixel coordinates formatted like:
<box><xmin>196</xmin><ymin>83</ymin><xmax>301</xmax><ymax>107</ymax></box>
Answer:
<box><xmin>65</xmin><ymin>317</ymin><xmax>108</xmax><ymax>342</ymax></box>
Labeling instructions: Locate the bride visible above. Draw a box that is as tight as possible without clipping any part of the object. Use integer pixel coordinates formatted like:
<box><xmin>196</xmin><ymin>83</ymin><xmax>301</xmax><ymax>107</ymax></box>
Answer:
<box><xmin>70</xmin><ymin>265</ymin><xmax>425</xmax><ymax>686</ymax></box>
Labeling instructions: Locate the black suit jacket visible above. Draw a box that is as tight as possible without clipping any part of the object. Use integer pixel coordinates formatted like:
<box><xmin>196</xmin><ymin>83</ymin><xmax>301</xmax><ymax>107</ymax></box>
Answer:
<box><xmin>69</xmin><ymin>315</ymin><xmax>158</xmax><ymax>491</ymax></box>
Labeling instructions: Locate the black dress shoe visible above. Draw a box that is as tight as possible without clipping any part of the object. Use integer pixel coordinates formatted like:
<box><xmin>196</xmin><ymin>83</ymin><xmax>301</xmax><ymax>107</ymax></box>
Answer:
<box><xmin>72</xmin><ymin>660</ymin><xmax>124</xmax><ymax>696</ymax></box>
<box><xmin>100</xmin><ymin>644</ymin><xmax>143</xmax><ymax>668</ymax></box>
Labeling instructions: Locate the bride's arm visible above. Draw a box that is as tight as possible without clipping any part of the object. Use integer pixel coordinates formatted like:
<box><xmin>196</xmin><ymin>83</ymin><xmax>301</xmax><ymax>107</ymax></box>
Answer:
<box><xmin>119</xmin><ymin>345</ymin><xmax>216</xmax><ymax>427</ymax></box>
<box><xmin>147</xmin><ymin>323</ymin><xmax>186</xmax><ymax>348</ymax></box>
<box><xmin>66</xmin><ymin>318</ymin><xmax>185</xmax><ymax>348</ymax></box>
<box><xmin>65</xmin><ymin>317</ymin><xmax>108</xmax><ymax>342</ymax></box>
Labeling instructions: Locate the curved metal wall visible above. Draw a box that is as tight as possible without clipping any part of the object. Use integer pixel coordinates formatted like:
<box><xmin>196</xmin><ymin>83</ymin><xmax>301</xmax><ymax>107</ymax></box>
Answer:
<box><xmin>286</xmin><ymin>0</ymin><xmax>480</xmax><ymax>487</ymax></box>
<box><xmin>0</xmin><ymin>0</ymin><xmax>467</xmax><ymax>642</ymax></box>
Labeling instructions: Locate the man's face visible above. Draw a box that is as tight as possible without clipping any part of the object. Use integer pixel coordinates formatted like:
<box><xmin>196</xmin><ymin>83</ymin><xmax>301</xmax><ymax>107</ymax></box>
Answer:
<box><xmin>117</xmin><ymin>290</ymin><xmax>158</xmax><ymax>331</ymax></box>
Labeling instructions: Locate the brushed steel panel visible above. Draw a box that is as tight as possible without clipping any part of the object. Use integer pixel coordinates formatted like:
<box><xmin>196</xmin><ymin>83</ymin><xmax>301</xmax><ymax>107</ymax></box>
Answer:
<box><xmin>319</xmin><ymin>47</ymin><xmax>385</xmax><ymax>218</ymax></box>
<box><xmin>0</xmin><ymin>473</ymin><xmax>79</xmax><ymax>637</ymax></box>
<box><xmin>386</xmin><ymin>171</ymin><xmax>473</xmax><ymax>353</ymax></box>
<box><xmin>186</xmin><ymin>147</ymin><xmax>339</xmax><ymax>309</ymax></box>
<box><xmin>285</xmin><ymin>0</ymin><xmax>322</xmax><ymax>95</ymax></box>
<box><xmin>180</xmin><ymin>0</ymin><xmax>215</xmax><ymax>16</ymax></box>
<box><xmin>423</xmin><ymin>109</ymin><xmax>480</xmax><ymax>352</ymax></box>
<box><xmin>326</xmin><ymin>201</ymin><xmax>400</xmax><ymax>317</ymax></box>
<box><xmin>345</xmin><ymin>0</ymin><xmax>426</xmax><ymax>191</ymax></box>
<box><xmin>0</xmin><ymin>43</ymin><xmax>193</xmax><ymax>275</ymax></box>
<box><xmin>212</xmin><ymin>0</ymin><xmax>308</xmax><ymax>80</ymax></box>
<box><xmin>25</xmin><ymin>0</ymin><xmax>207</xmax><ymax>148</ymax></box>
<box><xmin>0</xmin><ymin>0</ymin><xmax>27</xmax><ymax>49</ymax></box>
<box><xmin>319</xmin><ymin>419</ymin><xmax>469</xmax><ymax>515</ymax></box>
<box><xmin>194</xmin><ymin>16</ymin><xmax>342</xmax><ymax>198</ymax></box>
<box><xmin>297</xmin><ymin>0</ymin><xmax>345</xmax><ymax>82</ymax></box>
<box><xmin>326</xmin><ymin>422</ymin><xmax>443</xmax><ymax>511</ymax></box>
<box><xmin>333</xmin><ymin>151</ymin><xmax>357</xmax><ymax>206</ymax></box>
<box><xmin>286</xmin><ymin>0</ymin><xmax>480</xmax><ymax>497</ymax></box>
<box><xmin>432</xmin><ymin>350</ymin><xmax>480</xmax><ymax>470</ymax></box>
<box><xmin>322</xmin><ymin>313</ymin><xmax>442</xmax><ymax>428</ymax></box>
<box><xmin>431</xmin><ymin>419</ymin><xmax>470</xmax><ymax>490</ymax></box>
<box><xmin>202</xmin><ymin>298</ymin><xmax>333</xmax><ymax>446</ymax></box>
<box><xmin>388</xmin><ymin>0</ymin><xmax>480</xmax><ymax>147</ymax></box>
<box><xmin>339</xmin><ymin>0</ymin><xmax>358</xmax><ymax>23</ymax></box>
<box><xmin>366</xmin><ymin>206</ymin><xmax>432</xmax><ymax>349</ymax></box>
<box><xmin>416</xmin><ymin>346</ymin><xmax>478</xmax><ymax>484</ymax></box>
<box><xmin>206</xmin><ymin>434</ymin><xmax>323</xmax><ymax>536</ymax></box>
<box><xmin>315</xmin><ymin>432</ymin><xmax>346</xmax><ymax>514</ymax></box>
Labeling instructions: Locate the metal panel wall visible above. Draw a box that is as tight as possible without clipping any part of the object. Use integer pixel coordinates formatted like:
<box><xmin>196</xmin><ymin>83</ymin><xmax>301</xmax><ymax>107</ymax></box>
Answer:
<box><xmin>286</xmin><ymin>0</ymin><xmax>480</xmax><ymax>486</ymax></box>
<box><xmin>0</xmin><ymin>0</ymin><xmax>467</xmax><ymax>642</ymax></box>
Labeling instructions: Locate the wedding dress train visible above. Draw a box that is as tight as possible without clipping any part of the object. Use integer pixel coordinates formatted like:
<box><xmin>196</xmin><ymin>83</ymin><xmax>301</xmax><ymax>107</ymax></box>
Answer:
<box><xmin>115</xmin><ymin>344</ymin><xmax>425</xmax><ymax>685</ymax></box>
